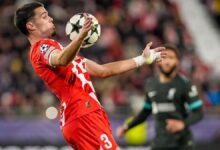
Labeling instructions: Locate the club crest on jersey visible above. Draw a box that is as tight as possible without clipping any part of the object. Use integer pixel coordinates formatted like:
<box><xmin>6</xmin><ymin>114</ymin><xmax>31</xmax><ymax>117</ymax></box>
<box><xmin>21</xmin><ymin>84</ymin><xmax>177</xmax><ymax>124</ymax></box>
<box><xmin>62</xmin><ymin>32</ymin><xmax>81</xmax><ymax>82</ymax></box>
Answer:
<box><xmin>40</xmin><ymin>44</ymin><xmax>49</xmax><ymax>53</ymax></box>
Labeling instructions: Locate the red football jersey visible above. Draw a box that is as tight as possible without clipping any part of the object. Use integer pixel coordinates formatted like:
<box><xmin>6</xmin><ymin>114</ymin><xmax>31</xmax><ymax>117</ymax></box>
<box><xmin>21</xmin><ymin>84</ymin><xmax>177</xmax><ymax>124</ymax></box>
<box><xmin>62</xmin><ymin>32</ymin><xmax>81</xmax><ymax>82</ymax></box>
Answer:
<box><xmin>30</xmin><ymin>39</ymin><xmax>102</xmax><ymax>127</ymax></box>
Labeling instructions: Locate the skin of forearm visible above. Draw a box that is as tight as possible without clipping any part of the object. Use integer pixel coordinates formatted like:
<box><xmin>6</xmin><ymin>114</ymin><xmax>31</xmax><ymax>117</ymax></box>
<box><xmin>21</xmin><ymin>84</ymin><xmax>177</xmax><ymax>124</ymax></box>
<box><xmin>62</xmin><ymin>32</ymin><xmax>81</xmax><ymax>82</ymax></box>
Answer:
<box><xmin>58</xmin><ymin>36</ymin><xmax>84</xmax><ymax>66</ymax></box>
<box><xmin>101</xmin><ymin>59</ymin><xmax>138</xmax><ymax>78</ymax></box>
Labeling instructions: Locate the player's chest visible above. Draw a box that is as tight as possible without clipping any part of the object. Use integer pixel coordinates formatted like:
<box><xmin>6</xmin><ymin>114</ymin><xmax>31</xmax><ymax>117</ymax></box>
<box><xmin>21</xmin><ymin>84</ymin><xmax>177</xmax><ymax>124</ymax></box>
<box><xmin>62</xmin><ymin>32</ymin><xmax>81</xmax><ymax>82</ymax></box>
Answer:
<box><xmin>70</xmin><ymin>57</ymin><xmax>90</xmax><ymax>79</ymax></box>
<box><xmin>147</xmin><ymin>83</ymin><xmax>183</xmax><ymax>103</ymax></box>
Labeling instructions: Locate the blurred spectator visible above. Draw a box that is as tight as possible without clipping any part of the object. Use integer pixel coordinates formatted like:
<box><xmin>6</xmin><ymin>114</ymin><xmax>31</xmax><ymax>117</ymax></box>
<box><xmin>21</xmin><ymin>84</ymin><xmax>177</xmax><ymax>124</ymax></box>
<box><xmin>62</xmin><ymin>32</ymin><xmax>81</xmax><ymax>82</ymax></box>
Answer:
<box><xmin>202</xmin><ymin>0</ymin><xmax>220</xmax><ymax>27</ymax></box>
<box><xmin>206</xmin><ymin>79</ymin><xmax>220</xmax><ymax>106</ymax></box>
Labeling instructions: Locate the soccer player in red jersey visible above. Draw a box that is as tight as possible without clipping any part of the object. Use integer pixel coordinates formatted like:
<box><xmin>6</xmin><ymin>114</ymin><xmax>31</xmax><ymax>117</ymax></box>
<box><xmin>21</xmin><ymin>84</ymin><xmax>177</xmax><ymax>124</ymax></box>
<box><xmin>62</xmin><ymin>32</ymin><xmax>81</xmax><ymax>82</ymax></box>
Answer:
<box><xmin>14</xmin><ymin>2</ymin><xmax>165</xmax><ymax>150</ymax></box>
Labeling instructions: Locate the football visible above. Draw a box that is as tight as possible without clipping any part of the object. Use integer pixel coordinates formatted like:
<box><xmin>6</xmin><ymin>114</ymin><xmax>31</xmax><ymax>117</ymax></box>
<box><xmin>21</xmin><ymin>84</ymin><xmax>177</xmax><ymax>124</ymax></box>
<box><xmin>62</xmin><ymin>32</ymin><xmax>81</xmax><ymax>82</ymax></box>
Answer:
<box><xmin>65</xmin><ymin>13</ymin><xmax>101</xmax><ymax>48</ymax></box>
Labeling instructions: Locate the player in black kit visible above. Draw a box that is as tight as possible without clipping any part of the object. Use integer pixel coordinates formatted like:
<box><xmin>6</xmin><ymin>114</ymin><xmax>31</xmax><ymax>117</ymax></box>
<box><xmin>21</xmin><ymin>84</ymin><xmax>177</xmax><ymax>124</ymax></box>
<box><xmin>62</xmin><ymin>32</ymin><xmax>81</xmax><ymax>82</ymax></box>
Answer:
<box><xmin>117</xmin><ymin>45</ymin><xmax>203</xmax><ymax>150</ymax></box>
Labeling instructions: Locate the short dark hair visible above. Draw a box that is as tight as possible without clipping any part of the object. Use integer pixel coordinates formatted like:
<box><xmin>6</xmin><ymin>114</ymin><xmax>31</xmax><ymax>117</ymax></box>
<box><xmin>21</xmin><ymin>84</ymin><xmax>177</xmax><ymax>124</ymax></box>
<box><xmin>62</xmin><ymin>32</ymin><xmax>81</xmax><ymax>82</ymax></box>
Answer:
<box><xmin>14</xmin><ymin>2</ymin><xmax>44</xmax><ymax>35</ymax></box>
<box><xmin>164</xmin><ymin>44</ymin><xmax>181</xmax><ymax>60</ymax></box>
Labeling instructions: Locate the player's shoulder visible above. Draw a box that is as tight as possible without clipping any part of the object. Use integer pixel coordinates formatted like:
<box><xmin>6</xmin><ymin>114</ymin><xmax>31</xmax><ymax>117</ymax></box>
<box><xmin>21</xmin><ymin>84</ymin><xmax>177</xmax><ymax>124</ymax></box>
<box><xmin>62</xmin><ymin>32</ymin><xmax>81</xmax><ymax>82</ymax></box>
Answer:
<box><xmin>39</xmin><ymin>38</ymin><xmax>62</xmax><ymax>48</ymax></box>
<box><xmin>143</xmin><ymin>75</ymin><xmax>157</xmax><ymax>92</ymax></box>
<box><xmin>177</xmin><ymin>74</ymin><xmax>192</xmax><ymax>85</ymax></box>
<box><xmin>150</xmin><ymin>75</ymin><xmax>158</xmax><ymax>81</ymax></box>
<box><xmin>32</xmin><ymin>39</ymin><xmax>54</xmax><ymax>49</ymax></box>
<box><xmin>31</xmin><ymin>39</ymin><xmax>63</xmax><ymax>55</ymax></box>
<box><xmin>145</xmin><ymin>75</ymin><xmax>157</xmax><ymax>86</ymax></box>
<box><xmin>39</xmin><ymin>38</ymin><xmax>58</xmax><ymax>44</ymax></box>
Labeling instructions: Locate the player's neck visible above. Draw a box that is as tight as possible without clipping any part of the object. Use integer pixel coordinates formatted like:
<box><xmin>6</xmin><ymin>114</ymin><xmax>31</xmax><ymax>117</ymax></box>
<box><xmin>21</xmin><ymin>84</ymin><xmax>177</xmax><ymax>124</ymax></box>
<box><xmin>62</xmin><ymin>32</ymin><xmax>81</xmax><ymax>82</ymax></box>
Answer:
<box><xmin>159</xmin><ymin>72</ymin><xmax>177</xmax><ymax>83</ymax></box>
<box><xmin>28</xmin><ymin>33</ymin><xmax>49</xmax><ymax>45</ymax></box>
<box><xmin>28</xmin><ymin>35</ymin><xmax>42</xmax><ymax>45</ymax></box>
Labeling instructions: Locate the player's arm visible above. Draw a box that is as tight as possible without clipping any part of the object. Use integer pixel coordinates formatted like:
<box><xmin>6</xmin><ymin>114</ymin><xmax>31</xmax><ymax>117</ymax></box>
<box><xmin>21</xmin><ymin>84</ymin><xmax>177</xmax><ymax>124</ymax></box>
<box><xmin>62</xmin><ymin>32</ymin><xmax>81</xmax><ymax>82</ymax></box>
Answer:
<box><xmin>166</xmin><ymin>80</ymin><xmax>203</xmax><ymax>133</ymax></box>
<box><xmin>86</xmin><ymin>42</ymin><xmax>165</xmax><ymax>78</ymax></box>
<box><xmin>116</xmin><ymin>100</ymin><xmax>152</xmax><ymax>138</ymax></box>
<box><xmin>184</xmin><ymin>104</ymin><xmax>203</xmax><ymax>126</ymax></box>
<box><xmin>50</xmin><ymin>14</ymin><xmax>92</xmax><ymax>66</ymax></box>
<box><xmin>166</xmin><ymin>107</ymin><xmax>203</xmax><ymax>133</ymax></box>
<box><xmin>183</xmin><ymin>82</ymin><xmax>204</xmax><ymax>126</ymax></box>
<box><xmin>184</xmin><ymin>81</ymin><xmax>203</xmax><ymax>126</ymax></box>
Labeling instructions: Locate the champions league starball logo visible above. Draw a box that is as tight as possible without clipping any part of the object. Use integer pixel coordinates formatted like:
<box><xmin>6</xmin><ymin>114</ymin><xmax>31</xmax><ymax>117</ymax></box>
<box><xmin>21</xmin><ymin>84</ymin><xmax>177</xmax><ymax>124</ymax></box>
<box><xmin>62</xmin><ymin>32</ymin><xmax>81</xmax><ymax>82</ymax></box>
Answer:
<box><xmin>40</xmin><ymin>44</ymin><xmax>49</xmax><ymax>53</ymax></box>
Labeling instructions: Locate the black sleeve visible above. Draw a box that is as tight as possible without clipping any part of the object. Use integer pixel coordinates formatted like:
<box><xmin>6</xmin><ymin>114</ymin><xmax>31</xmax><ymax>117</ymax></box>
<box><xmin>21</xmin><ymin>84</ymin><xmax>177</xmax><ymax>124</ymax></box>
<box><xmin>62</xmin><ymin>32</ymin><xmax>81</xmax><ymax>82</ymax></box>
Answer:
<box><xmin>126</xmin><ymin>79</ymin><xmax>153</xmax><ymax>130</ymax></box>
<box><xmin>183</xmin><ymin>79</ymin><xmax>204</xmax><ymax>126</ymax></box>
<box><xmin>184</xmin><ymin>106</ymin><xmax>203</xmax><ymax>126</ymax></box>
<box><xmin>127</xmin><ymin>107</ymin><xmax>151</xmax><ymax>130</ymax></box>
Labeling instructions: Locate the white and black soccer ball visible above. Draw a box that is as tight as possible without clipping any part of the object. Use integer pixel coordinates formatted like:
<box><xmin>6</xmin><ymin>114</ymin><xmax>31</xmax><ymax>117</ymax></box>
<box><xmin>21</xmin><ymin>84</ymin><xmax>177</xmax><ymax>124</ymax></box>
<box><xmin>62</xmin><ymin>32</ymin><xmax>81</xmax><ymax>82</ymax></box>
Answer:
<box><xmin>65</xmin><ymin>13</ymin><xmax>101</xmax><ymax>48</ymax></box>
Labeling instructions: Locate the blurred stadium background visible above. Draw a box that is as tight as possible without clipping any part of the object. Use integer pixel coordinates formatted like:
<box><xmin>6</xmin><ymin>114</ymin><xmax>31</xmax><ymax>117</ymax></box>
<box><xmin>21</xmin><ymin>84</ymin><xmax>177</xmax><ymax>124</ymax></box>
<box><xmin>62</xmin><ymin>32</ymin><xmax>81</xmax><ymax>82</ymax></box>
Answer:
<box><xmin>0</xmin><ymin>0</ymin><xmax>220</xmax><ymax>149</ymax></box>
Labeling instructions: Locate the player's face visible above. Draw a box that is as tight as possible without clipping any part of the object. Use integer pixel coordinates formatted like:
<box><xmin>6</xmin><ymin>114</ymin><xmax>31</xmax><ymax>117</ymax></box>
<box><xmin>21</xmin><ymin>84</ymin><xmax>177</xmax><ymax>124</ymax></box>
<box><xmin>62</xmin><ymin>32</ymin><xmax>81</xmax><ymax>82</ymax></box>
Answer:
<box><xmin>29</xmin><ymin>7</ymin><xmax>55</xmax><ymax>37</ymax></box>
<box><xmin>158</xmin><ymin>49</ymin><xmax>179</xmax><ymax>77</ymax></box>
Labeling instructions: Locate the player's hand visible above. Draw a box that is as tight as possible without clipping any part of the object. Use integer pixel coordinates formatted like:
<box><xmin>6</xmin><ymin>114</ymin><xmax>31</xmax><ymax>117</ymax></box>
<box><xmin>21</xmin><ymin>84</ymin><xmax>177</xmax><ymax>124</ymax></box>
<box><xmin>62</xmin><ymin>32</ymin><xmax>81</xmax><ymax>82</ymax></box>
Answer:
<box><xmin>166</xmin><ymin>119</ymin><xmax>185</xmax><ymax>133</ymax></box>
<box><xmin>142</xmin><ymin>42</ymin><xmax>166</xmax><ymax>64</ymax></box>
<box><xmin>79</xmin><ymin>13</ymin><xmax>93</xmax><ymax>39</ymax></box>
<box><xmin>116</xmin><ymin>125</ymin><xmax>127</xmax><ymax>138</ymax></box>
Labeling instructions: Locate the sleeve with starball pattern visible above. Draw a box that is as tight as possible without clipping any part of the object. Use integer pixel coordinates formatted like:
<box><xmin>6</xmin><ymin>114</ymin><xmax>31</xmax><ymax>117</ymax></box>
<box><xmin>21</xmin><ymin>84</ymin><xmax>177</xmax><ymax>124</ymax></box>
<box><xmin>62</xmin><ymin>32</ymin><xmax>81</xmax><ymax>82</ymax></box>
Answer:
<box><xmin>37</xmin><ymin>39</ymin><xmax>63</xmax><ymax>66</ymax></box>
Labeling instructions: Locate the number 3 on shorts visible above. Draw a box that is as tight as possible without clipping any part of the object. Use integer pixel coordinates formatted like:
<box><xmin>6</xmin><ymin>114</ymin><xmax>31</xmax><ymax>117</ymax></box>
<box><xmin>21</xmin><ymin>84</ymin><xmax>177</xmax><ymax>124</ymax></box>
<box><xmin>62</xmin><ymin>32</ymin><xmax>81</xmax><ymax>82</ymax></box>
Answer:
<box><xmin>100</xmin><ymin>133</ymin><xmax>113</xmax><ymax>149</ymax></box>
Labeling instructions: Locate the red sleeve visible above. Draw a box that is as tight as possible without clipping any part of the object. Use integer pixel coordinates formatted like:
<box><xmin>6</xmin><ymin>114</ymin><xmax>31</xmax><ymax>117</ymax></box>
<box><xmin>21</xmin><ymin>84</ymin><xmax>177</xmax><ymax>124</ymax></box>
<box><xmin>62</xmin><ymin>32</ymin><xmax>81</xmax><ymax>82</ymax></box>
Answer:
<box><xmin>37</xmin><ymin>39</ymin><xmax>62</xmax><ymax>66</ymax></box>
